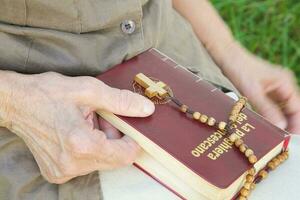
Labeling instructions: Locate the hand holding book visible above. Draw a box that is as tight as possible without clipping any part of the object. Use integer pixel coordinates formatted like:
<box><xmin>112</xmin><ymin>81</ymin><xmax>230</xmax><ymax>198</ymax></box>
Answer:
<box><xmin>0</xmin><ymin>71</ymin><xmax>153</xmax><ymax>184</ymax></box>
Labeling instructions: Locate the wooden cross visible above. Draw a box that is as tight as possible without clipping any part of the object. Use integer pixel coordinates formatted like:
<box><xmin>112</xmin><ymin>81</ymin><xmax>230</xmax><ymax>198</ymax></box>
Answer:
<box><xmin>134</xmin><ymin>73</ymin><xmax>168</xmax><ymax>99</ymax></box>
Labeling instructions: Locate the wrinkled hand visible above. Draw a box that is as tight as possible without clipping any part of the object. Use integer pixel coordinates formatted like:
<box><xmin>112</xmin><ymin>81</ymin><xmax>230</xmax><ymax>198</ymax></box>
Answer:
<box><xmin>0</xmin><ymin>71</ymin><xmax>154</xmax><ymax>184</ymax></box>
<box><xmin>223</xmin><ymin>44</ymin><xmax>300</xmax><ymax>134</ymax></box>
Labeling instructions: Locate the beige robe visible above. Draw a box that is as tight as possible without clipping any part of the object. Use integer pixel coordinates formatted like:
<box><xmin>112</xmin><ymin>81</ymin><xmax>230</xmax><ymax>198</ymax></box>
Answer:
<box><xmin>0</xmin><ymin>0</ymin><xmax>238</xmax><ymax>199</ymax></box>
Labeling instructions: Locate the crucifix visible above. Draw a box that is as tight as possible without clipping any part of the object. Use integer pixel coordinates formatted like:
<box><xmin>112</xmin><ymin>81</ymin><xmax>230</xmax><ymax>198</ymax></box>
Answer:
<box><xmin>134</xmin><ymin>73</ymin><xmax>168</xmax><ymax>99</ymax></box>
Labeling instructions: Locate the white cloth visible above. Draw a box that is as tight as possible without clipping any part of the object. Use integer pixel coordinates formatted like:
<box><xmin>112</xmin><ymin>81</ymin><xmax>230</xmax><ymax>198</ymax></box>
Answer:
<box><xmin>100</xmin><ymin>135</ymin><xmax>300</xmax><ymax>200</ymax></box>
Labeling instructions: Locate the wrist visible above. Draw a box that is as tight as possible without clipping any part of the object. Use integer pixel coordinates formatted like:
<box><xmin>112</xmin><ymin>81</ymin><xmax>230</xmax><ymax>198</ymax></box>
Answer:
<box><xmin>213</xmin><ymin>41</ymin><xmax>252</xmax><ymax>77</ymax></box>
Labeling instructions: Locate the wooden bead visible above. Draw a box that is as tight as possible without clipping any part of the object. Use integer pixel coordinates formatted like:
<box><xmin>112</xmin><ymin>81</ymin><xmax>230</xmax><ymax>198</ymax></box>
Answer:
<box><xmin>235</xmin><ymin>104</ymin><xmax>244</xmax><ymax>112</ymax></box>
<box><xmin>258</xmin><ymin>170</ymin><xmax>268</xmax><ymax>179</ymax></box>
<box><xmin>272</xmin><ymin>158</ymin><xmax>280</xmax><ymax>166</ymax></box>
<box><xmin>238</xmin><ymin>196</ymin><xmax>247</xmax><ymax>200</ymax></box>
<box><xmin>235</xmin><ymin>139</ymin><xmax>244</xmax><ymax>147</ymax></box>
<box><xmin>245</xmin><ymin>149</ymin><xmax>254</xmax><ymax>158</ymax></box>
<box><xmin>244</xmin><ymin>182</ymin><xmax>251</xmax><ymax>190</ymax></box>
<box><xmin>239</xmin><ymin>144</ymin><xmax>247</xmax><ymax>153</ymax></box>
<box><xmin>239</xmin><ymin>97</ymin><xmax>248</xmax><ymax>104</ymax></box>
<box><xmin>199</xmin><ymin>115</ymin><xmax>208</xmax><ymax>123</ymax></box>
<box><xmin>207</xmin><ymin>117</ymin><xmax>216</xmax><ymax>126</ymax></box>
<box><xmin>282</xmin><ymin>152</ymin><xmax>289</xmax><ymax>160</ymax></box>
<box><xmin>250</xmin><ymin>183</ymin><xmax>256</xmax><ymax>190</ymax></box>
<box><xmin>193</xmin><ymin>112</ymin><xmax>201</xmax><ymax>120</ymax></box>
<box><xmin>240</xmin><ymin>188</ymin><xmax>250</xmax><ymax>197</ymax></box>
<box><xmin>248</xmin><ymin>155</ymin><xmax>257</xmax><ymax>164</ymax></box>
<box><xmin>218</xmin><ymin>121</ymin><xmax>227</xmax><ymax>131</ymax></box>
<box><xmin>248</xmin><ymin>168</ymin><xmax>256</xmax><ymax>176</ymax></box>
<box><xmin>267</xmin><ymin>161</ymin><xmax>276</xmax><ymax>170</ymax></box>
<box><xmin>180</xmin><ymin>105</ymin><xmax>188</xmax><ymax>113</ymax></box>
<box><xmin>282</xmin><ymin>151</ymin><xmax>289</xmax><ymax>158</ymax></box>
<box><xmin>246</xmin><ymin>174</ymin><xmax>254</xmax><ymax>182</ymax></box>
<box><xmin>277</xmin><ymin>155</ymin><xmax>285</xmax><ymax>163</ymax></box>
<box><xmin>229</xmin><ymin>115</ymin><xmax>237</xmax><ymax>122</ymax></box>
<box><xmin>229</xmin><ymin>133</ymin><xmax>238</xmax><ymax>142</ymax></box>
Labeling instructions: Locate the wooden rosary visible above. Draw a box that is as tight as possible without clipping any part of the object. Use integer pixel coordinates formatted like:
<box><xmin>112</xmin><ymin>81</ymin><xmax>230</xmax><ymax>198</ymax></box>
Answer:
<box><xmin>134</xmin><ymin>73</ymin><xmax>289</xmax><ymax>200</ymax></box>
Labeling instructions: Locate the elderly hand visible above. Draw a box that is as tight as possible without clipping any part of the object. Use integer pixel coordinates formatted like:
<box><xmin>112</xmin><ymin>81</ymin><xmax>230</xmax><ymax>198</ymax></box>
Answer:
<box><xmin>222</xmin><ymin>43</ymin><xmax>300</xmax><ymax>134</ymax></box>
<box><xmin>0</xmin><ymin>71</ymin><xmax>154</xmax><ymax>184</ymax></box>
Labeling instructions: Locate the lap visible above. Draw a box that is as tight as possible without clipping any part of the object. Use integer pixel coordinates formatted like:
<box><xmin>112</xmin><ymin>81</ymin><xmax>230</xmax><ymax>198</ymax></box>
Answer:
<box><xmin>0</xmin><ymin>128</ymin><xmax>58</xmax><ymax>200</ymax></box>
<box><xmin>0</xmin><ymin>128</ymin><xmax>102</xmax><ymax>200</ymax></box>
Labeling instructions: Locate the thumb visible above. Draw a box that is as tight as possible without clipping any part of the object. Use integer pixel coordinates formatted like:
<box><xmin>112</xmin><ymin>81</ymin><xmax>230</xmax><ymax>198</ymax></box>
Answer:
<box><xmin>247</xmin><ymin>87</ymin><xmax>287</xmax><ymax>130</ymax></box>
<box><xmin>87</xmin><ymin>81</ymin><xmax>155</xmax><ymax>117</ymax></box>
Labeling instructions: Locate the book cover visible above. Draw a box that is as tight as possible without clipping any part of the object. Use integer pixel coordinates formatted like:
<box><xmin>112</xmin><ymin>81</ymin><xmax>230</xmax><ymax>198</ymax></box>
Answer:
<box><xmin>96</xmin><ymin>48</ymin><xmax>289</xmax><ymax>199</ymax></box>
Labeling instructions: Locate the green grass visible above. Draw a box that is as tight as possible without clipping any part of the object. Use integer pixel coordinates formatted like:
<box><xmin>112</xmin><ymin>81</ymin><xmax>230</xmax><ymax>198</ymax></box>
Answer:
<box><xmin>211</xmin><ymin>0</ymin><xmax>300</xmax><ymax>84</ymax></box>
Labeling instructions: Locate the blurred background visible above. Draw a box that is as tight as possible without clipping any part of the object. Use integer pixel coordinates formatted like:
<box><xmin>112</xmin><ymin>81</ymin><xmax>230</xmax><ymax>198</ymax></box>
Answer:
<box><xmin>211</xmin><ymin>0</ymin><xmax>300</xmax><ymax>85</ymax></box>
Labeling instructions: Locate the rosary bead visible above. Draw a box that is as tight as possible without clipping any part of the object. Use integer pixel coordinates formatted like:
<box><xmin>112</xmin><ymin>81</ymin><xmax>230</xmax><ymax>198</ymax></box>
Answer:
<box><xmin>267</xmin><ymin>161</ymin><xmax>276</xmax><ymax>170</ymax></box>
<box><xmin>229</xmin><ymin>115</ymin><xmax>237</xmax><ymax>122</ymax></box>
<box><xmin>250</xmin><ymin>183</ymin><xmax>256</xmax><ymax>190</ymax></box>
<box><xmin>239</xmin><ymin>144</ymin><xmax>247</xmax><ymax>153</ymax></box>
<box><xmin>199</xmin><ymin>114</ymin><xmax>208</xmax><ymax>123</ymax></box>
<box><xmin>258</xmin><ymin>170</ymin><xmax>268</xmax><ymax>179</ymax></box>
<box><xmin>277</xmin><ymin>155</ymin><xmax>285</xmax><ymax>163</ymax></box>
<box><xmin>235</xmin><ymin>139</ymin><xmax>244</xmax><ymax>147</ymax></box>
<box><xmin>248</xmin><ymin>155</ymin><xmax>257</xmax><ymax>164</ymax></box>
<box><xmin>272</xmin><ymin>158</ymin><xmax>280</xmax><ymax>166</ymax></box>
<box><xmin>180</xmin><ymin>105</ymin><xmax>188</xmax><ymax>113</ymax></box>
<box><xmin>244</xmin><ymin>182</ymin><xmax>251</xmax><ymax>190</ymax></box>
<box><xmin>283</xmin><ymin>153</ymin><xmax>289</xmax><ymax>160</ymax></box>
<box><xmin>235</xmin><ymin>103</ymin><xmax>244</xmax><ymax>112</ymax></box>
<box><xmin>282</xmin><ymin>152</ymin><xmax>289</xmax><ymax>160</ymax></box>
<box><xmin>240</xmin><ymin>188</ymin><xmax>250</xmax><ymax>197</ymax></box>
<box><xmin>207</xmin><ymin>117</ymin><xmax>216</xmax><ymax>126</ymax></box>
<box><xmin>245</xmin><ymin>149</ymin><xmax>254</xmax><ymax>158</ymax></box>
<box><xmin>239</xmin><ymin>97</ymin><xmax>248</xmax><ymax>105</ymax></box>
<box><xmin>246</xmin><ymin>174</ymin><xmax>254</xmax><ymax>182</ymax></box>
<box><xmin>229</xmin><ymin>133</ymin><xmax>238</xmax><ymax>142</ymax></box>
<box><xmin>248</xmin><ymin>168</ymin><xmax>256</xmax><ymax>176</ymax></box>
<box><xmin>193</xmin><ymin>112</ymin><xmax>201</xmax><ymax>120</ymax></box>
<box><xmin>218</xmin><ymin>121</ymin><xmax>227</xmax><ymax>131</ymax></box>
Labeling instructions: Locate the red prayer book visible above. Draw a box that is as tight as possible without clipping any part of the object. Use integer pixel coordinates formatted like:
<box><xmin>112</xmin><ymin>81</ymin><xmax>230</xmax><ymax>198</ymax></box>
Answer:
<box><xmin>96</xmin><ymin>48</ymin><xmax>290</xmax><ymax>200</ymax></box>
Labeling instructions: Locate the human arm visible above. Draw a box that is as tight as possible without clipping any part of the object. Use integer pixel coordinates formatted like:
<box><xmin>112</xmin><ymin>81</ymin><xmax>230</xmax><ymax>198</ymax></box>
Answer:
<box><xmin>0</xmin><ymin>70</ymin><xmax>154</xmax><ymax>183</ymax></box>
<box><xmin>173</xmin><ymin>0</ymin><xmax>300</xmax><ymax>134</ymax></box>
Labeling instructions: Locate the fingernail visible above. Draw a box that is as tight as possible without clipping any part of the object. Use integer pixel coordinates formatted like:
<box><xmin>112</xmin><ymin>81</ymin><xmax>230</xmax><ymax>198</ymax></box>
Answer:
<box><xmin>276</xmin><ymin>120</ymin><xmax>287</xmax><ymax>130</ymax></box>
<box><xmin>143</xmin><ymin>100</ymin><xmax>155</xmax><ymax>115</ymax></box>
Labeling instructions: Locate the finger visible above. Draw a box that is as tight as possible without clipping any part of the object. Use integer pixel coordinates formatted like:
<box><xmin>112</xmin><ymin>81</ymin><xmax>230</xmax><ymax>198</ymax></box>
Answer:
<box><xmin>102</xmin><ymin>135</ymin><xmax>141</xmax><ymax>168</ymax></box>
<box><xmin>85</xmin><ymin>129</ymin><xmax>141</xmax><ymax>168</ymax></box>
<box><xmin>98</xmin><ymin>117</ymin><xmax>122</xmax><ymax>139</ymax></box>
<box><xmin>265</xmin><ymin>71</ymin><xmax>300</xmax><ymax>116</ymax></box>
<box><xmin>269</xmin><ymin>86</ymin><xmax>300</xmax><ymax>133</ymax></box>
<box><xmin>286</xmin><ymin>111</ymin><xmax>300</xmax><ymax>134</ymax></box>
<box><xmin>79</xmin><ymin>80</ymin><xmax>155</xmax><ymax>117</ymax></box>
<box><xmin>100</xmin><ymin>83</ymin><xmax>155</xmax><ymax>117</ymax></box>
<box><xmin>247</xmin><ymin>85</ymin><xmax>287</xmax><ymax>130</ymax></box>
<box><xmin>67</xmin><ymin>128</ymin><xmax>140</xmax><ymax>168</ymax></box>
<box><xmin>263</xmin><ymin>70</ymin><xmax>300</xmax><ymax>133</ymax></box>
